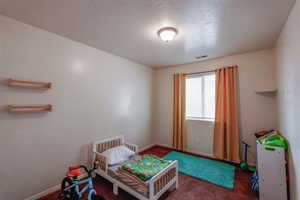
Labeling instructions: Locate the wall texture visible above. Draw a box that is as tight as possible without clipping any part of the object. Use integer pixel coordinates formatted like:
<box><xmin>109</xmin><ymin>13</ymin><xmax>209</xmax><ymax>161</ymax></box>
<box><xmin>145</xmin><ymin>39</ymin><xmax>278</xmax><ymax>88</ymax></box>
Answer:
<box><xmin>186</xmin><ymin>120</ymin><xmax>214</xmax><ymax>156</ymax></box>
<box><xmin>0</xmin><ymin>15</ymin><xmax>153</xmax><ymax>200</ymax></box>
<box><xmin>153</xmin><ymin>49</ymin><xmax>278</xmax><ymax>164</ymax></box>
<box><xmin>276</xmin><ymin>0</ymin><xmax>300</xmax><ymax>199</ymax></box>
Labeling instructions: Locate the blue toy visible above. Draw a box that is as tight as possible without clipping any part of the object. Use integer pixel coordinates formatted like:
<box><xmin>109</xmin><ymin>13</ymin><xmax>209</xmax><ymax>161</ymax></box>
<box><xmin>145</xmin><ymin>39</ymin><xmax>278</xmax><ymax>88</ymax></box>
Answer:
<box><xmin>59</xmin><ymin>162</ymin><xmax>105</xmax><ymax>200</ymax></box>
<box><xmin>240</xmin><ymin>141</ymin><xmax>256</xmax><ymax>172</ymax></box>
<box><xmin>251</xmin><ymin>171</ymin><xmax>259</xmax><ymax>194</ymax></box>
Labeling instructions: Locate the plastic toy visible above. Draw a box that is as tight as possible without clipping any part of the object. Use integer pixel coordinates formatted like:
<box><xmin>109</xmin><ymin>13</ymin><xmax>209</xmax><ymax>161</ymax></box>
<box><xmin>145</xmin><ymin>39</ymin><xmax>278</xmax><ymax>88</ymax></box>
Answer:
<box><xmin>251</xmin><ymin>171</ymin><xmax>259</xmax><ymax>194</ymax></box>
<box><xmin>59</xmin><ymin>162</ymin><xmax>106</xmax><ymax>200</ymax></box>
<box><xmin>254</xmin><ymin>129</ymin><xmax>275</xmax><ymax>138</ymax></box>
<box><xmin>240</xmin><ymin>141</ymin><xmax>256</xmax><ymax>172</ymax></box>
<box><xmin>257</xmin><ymin>131</ymin><xmax>288</xmax><ymax>149</ymax></box>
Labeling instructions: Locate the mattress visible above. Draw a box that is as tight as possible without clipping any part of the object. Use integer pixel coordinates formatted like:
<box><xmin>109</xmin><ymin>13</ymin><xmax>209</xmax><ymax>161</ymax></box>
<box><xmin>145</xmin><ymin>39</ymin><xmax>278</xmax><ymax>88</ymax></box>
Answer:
<box><xmin>122</xmin><ymin>154</ymin><xmax>172</xmax><ymax>181</ymax></box>
<box><xmin>108</xmin><ymin>154</ymin><xmax>149</xmax><ymax>195</ymax></box>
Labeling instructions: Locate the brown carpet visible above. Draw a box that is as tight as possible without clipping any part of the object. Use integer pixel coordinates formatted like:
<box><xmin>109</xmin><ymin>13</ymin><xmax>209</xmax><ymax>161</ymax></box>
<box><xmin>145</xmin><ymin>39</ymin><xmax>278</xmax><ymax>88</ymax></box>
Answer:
<box><xmin>39</xmin><ymin>146</ymin><xmax>258</xmax><ymax>200</ymax></box>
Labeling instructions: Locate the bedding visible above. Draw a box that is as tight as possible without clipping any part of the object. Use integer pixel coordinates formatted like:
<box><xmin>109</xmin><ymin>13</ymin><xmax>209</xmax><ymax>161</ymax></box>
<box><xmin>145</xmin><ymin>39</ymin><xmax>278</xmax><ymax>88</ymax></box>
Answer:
<box><xmin>108</xmin><ymin>155</ymin><xmax>149</xmax><ymax>195</ymax></box>
<box><xmin>121</xmin><ymin>154</ymin><xmax>171</xmax><ymax>181</ymax></box>
<box><xmin>108</xmin><ymin>154</ymin><xmax>141</xmax><ymax>175</ymax></box>
<box><xmin>102</xmin><ymin>145</ymin><xmax>135</xmax><ymax>165</ymax></box>
<box><xmin>93</xmin><ymin>136</ymin><xmax>178</xmax><ymax>200</ymax></box>
<box><xmin>115</xmin><ymin>168</ymin><xmax>149</xmax><ymax>195</ymax></box>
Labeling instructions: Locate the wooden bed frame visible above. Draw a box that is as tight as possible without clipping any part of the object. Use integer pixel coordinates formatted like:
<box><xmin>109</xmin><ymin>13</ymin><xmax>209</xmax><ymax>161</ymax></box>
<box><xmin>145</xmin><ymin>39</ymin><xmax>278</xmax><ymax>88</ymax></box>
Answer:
<box><xmin>92</xmin><ymin>136</ymin><xmax>178</xmax><ymax>200</ymax></box>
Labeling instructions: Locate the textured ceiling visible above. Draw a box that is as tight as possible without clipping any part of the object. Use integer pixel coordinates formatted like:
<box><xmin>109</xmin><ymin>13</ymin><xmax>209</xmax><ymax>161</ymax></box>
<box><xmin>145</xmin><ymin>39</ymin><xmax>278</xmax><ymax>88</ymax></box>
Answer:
<box><xmin>0</xmin><ymin>0</ymin><xmax>295</xmax><ymax>67</ymax></box>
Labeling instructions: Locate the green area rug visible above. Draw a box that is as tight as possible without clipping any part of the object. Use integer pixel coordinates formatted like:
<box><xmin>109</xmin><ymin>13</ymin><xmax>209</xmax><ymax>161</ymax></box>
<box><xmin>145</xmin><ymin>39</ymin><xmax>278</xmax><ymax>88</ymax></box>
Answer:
<box><xmin>163</xmin><ymin>151</ymin><xmax>236</xmax><ymax>189</ymax></box>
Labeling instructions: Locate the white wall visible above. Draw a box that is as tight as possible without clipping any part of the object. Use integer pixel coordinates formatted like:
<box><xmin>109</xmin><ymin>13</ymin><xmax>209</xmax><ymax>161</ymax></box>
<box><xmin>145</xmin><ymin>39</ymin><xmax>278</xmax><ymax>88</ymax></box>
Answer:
<box><xmin>0</xmin><ymin>15</ymin><xmax>153</xmax><ymax>200</ymax></box>
<box><xmin>276</xmin><ymin>0</ymin><xmax>300</xmax><ymax>199</ymax></box>
<box><xmin>153</xmin><ymin>49</ymin><xmax>278</xmax><ymax>164</ymax></box>
<box><xmin>186</xmin><ymin>120</ymin><xmax>214</xmax><ymax>156</ymax></box>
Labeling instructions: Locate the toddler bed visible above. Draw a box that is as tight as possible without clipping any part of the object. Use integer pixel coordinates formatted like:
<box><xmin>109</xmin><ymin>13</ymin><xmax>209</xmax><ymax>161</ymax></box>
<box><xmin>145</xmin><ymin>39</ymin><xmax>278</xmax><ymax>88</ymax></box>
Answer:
<box><xmin>92</xmin><ymin>136</ymin><xmax>178</xmax><ymax>200</ymax></box>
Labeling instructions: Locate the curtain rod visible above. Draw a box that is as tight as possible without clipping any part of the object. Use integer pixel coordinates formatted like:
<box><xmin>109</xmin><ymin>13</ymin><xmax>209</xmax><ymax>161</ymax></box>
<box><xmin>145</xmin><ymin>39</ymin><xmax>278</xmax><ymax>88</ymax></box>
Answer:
<box><xmin>184</xmin><ymin>69</ymin><xmax>216</xmax><ymax>76</ymax></box>
<box><xmin>184</xmin><ymin>65</ymin><xmax>237</xmax><ymax>76</ymax></box>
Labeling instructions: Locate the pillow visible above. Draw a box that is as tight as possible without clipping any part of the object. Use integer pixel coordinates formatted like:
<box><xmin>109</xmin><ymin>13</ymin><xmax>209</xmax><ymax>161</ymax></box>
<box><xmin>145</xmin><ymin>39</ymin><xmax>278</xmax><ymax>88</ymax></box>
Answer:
<box><xmin>102</xmin><ymin>145</ymin><xmax>136</xmax><ymax>165</ymax></box>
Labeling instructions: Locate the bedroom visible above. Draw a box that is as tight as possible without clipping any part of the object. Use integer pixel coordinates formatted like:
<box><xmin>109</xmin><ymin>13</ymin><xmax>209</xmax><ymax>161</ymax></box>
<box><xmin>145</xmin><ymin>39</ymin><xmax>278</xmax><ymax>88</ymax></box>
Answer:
<box><xmin>0</xmin><ymin>0</ymin><xmax>299</xmax><ymax>200</ymax></box>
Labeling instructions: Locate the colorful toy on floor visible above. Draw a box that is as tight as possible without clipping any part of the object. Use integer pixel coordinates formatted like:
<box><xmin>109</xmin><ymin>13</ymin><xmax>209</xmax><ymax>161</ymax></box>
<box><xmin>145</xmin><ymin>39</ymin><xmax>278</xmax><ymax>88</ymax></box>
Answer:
<box><xmin>59</xmin><ymin>162</ymin><xmax>106</xmax><ymax>200</ymax></box>
<box><xmin>240</xmin><ymin>141</ymin><xmax>256</xmax><ymax>172</ymax></box>
<box><xmin>251</xmin><ymin>171</ymin><xmax>259</xmax><ymax>194</ymax></box>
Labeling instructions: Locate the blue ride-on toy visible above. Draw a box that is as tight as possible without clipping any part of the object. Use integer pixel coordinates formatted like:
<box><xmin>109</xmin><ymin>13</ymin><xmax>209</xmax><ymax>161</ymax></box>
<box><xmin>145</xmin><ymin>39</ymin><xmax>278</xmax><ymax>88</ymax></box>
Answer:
<box><xmin>59</xmin><ymin>162</ymin><xmax>106</xmax><ymax>200</ymax></box>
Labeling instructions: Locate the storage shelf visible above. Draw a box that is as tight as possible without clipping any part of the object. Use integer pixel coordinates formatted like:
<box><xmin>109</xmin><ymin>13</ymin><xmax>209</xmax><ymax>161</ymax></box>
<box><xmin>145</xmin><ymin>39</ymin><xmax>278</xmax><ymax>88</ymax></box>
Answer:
<box><xmin>8</xmin><ymin>104</ymin><xmax>52</xmax><ymax>113</ymax></box>
<box><xmin>7</xmin><ymin>79</ymin><xmax>52</xmax><ymax>89</ymax></box>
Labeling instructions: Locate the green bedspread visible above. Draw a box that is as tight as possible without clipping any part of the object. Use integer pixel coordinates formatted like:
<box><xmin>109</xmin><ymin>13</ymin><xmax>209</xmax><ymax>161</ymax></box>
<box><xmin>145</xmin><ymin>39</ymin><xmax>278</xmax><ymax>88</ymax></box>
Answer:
<box><xmin>121</xmin><ymin>154</ymin><xmax>171</xmax><ymax>181</ymax></box>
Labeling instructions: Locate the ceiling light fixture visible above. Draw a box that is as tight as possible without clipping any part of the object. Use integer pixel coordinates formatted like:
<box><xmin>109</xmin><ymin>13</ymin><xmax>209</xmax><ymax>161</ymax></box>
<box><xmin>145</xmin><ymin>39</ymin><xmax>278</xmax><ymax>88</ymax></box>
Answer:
<box><xmin>157</xmin><ymin>27</ymin><xmax>178</xmax><ymax>42</ymax></box>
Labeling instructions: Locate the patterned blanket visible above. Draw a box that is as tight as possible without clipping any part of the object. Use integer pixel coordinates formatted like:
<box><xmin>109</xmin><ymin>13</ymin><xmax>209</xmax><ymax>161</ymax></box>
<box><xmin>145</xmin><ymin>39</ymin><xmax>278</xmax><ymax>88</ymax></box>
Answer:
<box><xmin>121</xmin><ymin>154</ymin><xmax>171</xmax><ymax>181</ymax></box>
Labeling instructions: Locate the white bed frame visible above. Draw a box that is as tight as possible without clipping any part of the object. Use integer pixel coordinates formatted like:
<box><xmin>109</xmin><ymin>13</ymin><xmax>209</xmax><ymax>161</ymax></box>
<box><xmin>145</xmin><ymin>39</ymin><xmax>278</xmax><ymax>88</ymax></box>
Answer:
<box><xmin>92</xmin><ymin>136</ymin><xmax>178</xmax><ymax>200</ymax></box>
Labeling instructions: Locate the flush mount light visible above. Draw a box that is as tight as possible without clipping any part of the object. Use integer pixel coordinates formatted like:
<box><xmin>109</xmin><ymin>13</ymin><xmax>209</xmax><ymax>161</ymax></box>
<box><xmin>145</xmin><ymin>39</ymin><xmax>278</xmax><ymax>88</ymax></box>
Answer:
<box><xmin>157</xmin><ymin>27</ymin><xmax>178</xmax><ymax>42</ymax></box>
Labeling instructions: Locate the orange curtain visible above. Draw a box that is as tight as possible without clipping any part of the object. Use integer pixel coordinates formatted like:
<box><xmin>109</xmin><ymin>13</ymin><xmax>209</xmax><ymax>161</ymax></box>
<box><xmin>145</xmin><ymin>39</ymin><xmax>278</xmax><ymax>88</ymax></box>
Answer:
<box><xmin>172</xmin><ymin>73</ymin><xmax>187</xmax><ymax>151</ymax></box>
<box><xmin>213</xmin><ymin>66</ymin><xmax>240</xmax><ymax>163</ymax></box>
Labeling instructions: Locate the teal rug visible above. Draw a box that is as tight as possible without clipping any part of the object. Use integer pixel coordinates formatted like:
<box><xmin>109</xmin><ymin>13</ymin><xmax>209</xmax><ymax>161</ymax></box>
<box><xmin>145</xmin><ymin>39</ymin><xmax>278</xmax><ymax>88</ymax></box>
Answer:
<box><xmin>163</xmin><ymin>151</ymin><xmax>236</xmax><ymax>189</ymax></box>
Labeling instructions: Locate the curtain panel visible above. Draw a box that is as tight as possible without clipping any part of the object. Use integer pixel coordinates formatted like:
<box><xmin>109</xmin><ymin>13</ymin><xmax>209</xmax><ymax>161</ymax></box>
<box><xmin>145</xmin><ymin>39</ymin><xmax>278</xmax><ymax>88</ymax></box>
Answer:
<box><xmin>213</xmin><ymin>66</ymin><xmax>240</xmax><ymax>163</ymax></box>
<box><xmin>172</xmin><ymin>73</ymin><xmax>187</xmax><ymax>151</ymax></box>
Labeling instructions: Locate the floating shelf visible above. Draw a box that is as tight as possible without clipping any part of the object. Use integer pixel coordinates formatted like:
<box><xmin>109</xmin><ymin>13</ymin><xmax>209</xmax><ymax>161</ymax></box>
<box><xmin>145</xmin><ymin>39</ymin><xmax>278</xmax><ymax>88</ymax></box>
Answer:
<box><xmin>8</xmin><ymin>104</ymin><xmax>52</xmax><ymax>113</ymax></box>
<box><xmin>7</xmin><ymin>79</ymin><xmax>52</xmax><ymax>89</ymax></box>
<box><xmin>255</xmin><ymin>89</ymin><xmax>278</xmax><ymax>94</ymax></box>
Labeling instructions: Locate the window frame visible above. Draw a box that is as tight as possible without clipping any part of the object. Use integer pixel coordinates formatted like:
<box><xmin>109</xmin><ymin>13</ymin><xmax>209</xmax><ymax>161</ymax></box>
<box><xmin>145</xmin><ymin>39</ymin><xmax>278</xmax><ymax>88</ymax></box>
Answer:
<box><xmin>185</xmin><ymin>72</ymin><xmax>216</xmax><ymax>121</ymax></box>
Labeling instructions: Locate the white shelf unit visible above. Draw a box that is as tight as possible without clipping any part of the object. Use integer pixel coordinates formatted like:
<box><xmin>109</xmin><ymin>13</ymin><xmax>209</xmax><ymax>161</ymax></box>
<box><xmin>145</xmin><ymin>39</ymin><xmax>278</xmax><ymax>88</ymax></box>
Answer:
<box><xmin>257</xmin><ymin>143</ymin><xmax>287</xmax><ymax>200</ymax></box>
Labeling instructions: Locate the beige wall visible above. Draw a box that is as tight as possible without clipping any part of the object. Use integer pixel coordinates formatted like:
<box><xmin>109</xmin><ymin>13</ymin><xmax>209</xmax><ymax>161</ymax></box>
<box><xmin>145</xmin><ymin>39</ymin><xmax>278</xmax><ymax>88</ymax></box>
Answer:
<box><xmin>186</xmin><ymin>120</ymin><xmax>214</xmax><ymax>156</ymax></box>
<box><xmin>153</xmin><ymin>49</ymin><xmax>278</xmax><ymax>164</ymax></box>
<box><xmin>2</xmin><ymin>5</ymin><xmax>297</xmax><ymax>198</ymax></box>
<box><xmin>0</xmin><ymin>15</ymin><xmax>153</xmax><ymax>200</ymax></box>
<box><xmin>276</xmin><ymin>0</ymin><xmax>300</xmax><ymax>199</ymax></box>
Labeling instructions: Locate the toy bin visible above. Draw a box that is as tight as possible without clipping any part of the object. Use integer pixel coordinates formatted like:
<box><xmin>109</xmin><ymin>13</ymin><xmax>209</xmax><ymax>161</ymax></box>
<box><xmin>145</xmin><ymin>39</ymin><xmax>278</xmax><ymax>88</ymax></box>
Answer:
<box><xmin>257</xmin><ymin>133</ymin><xmax>288</xmax><ymax>200</ymax></box>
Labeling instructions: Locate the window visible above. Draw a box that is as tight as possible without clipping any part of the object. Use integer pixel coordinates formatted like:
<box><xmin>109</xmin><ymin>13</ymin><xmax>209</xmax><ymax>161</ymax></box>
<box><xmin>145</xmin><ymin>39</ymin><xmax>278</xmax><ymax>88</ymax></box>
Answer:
<box><xmin>186</xmin><ymin>73</ymin><xmax>216</xmax><ymax>120</ymax></box>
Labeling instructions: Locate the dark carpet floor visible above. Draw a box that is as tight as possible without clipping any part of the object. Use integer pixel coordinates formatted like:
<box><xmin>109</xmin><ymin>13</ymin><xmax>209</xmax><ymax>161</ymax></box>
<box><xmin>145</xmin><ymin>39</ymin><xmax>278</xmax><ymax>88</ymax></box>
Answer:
<box><xmin>39</xmin><ymin>146</ymin><xmax>258</xmax><ymax>200</ymax></box>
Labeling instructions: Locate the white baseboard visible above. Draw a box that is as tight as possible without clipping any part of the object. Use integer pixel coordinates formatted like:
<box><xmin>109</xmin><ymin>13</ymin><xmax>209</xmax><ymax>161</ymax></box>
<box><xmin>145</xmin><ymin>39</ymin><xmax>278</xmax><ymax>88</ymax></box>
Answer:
<box><xmin>158</xmin><ymin>143</ymin><xmax>214</xmax><ymax>155</ymax></box>
<box><xmin>24</xmin><ymin>173</ymin><xmax>88</xmax><ymax>200</ymax></box>
<box><xmin>25</xmin><ymin>145</ymin><xmax>157</xmax><ymax>200</ymax></box>
<box><xmin>138</xmin><ymin>143</ymin><xmax>156</xmax><ymax>152</ymax></box>
<box><xmin>157</xmin><ymin>143</ymin><xmax>220</xmax><ymax>161</ymax></box>
<box><xmin>157</xmin><ymin>143</ymin><xmax>257</xmax><ymax>167</ymax></box>
<box><xmin>25</xmin><ymin>144</ymin><xmax>156</xmax><ymax>200</ymax></box>
<box><xmin>24</xmin><ymin>184</ymin><xmax>60</xmax><ymax>200</ymax></box>
<box><xmin>156</xmin><ymin>143</ymin><xmax>172</xmax><ymax>149</ymax></box>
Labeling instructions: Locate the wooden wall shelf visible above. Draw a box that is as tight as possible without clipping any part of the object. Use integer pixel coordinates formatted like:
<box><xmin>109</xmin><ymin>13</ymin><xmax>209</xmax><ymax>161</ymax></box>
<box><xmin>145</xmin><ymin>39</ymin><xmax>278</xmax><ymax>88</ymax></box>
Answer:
<box><xmin>255</xmin><ymin>89</ymin><xmax>278</xmax><ymax>94</ymax></box>
<box><xmin>8</xmin><ymin>105</ymin><xmax>52</xmax><ymax>113</ymax></box>
<box><xmin>7</xmin><ymin>79</ymin><xmax>52</xmax><ymax>89</ymax></box>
